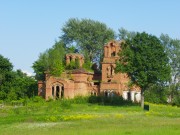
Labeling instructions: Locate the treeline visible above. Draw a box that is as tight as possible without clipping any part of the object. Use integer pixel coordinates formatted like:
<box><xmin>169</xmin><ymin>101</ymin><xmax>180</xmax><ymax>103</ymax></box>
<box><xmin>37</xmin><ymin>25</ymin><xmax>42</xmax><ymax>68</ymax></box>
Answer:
<box><xmin>0</xmin><ymin>55</ymin><xmax>37</xmax><ymax>101</ymax></box>
<box><xmin>0</xmin><ymin>18</ymin><xmax>179</xmax><ymax>105</ymax></box>
<box><xmin>33</xmin><ymin>18</ymin><xmax>179</xmax><ymax>105</ymax></box>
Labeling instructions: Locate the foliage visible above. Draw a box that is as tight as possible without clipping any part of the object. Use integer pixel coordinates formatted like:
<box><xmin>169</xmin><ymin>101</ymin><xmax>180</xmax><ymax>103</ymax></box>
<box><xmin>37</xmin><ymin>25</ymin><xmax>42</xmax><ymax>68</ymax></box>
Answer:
<box><xmin>118</xmin><ymin>27</ymin><xmax>137</xmax><ymax>40</ymax></box>
<box><xmin>48</xmin><ymin>42</ymin><xmax>65</xmax><ymax>76</ymax></box>
<box><xmin>0</xmin><ymin>54</ymin><xmax>37</xmax><ymax>101</ymax></box>
<box><xmin>82</xmin><ymin>51</ymin><xmax>93</xmax><ymax>71</ymax></box>
<box><xmin>0</xmin><ymin>100</ymin><xmax>180</xmax><ymax>135</ymax></box>
<box><xmin>61</xmin><ymin>18</ymin><xmax>115</xmax><ymax>65</ymax></box>
<box><xmin>66</xmin><ymin>58</ymin><xmax>80</xmax><ymax>70</ymax></box>
<box><xmin>144</xmin><ymin>84</ymin><xmax>168</xmax><ymax>104</ymax></box>
<box><xmin>116</xmin><ymin>32</ymin><xmax>171</xmax><ymax>107</ymax></box>
<box><xmin>160</xmin><ymin>34</ymin><xmax>180</xmax><ymax>104</ymax></box>
<box><xmin>32</xmin><ymin>41</ymin><xmax>65</xmax><ymax>80</ymax></box>
<box><xmin>0</xmin><ymin>54</ymin><xmax>14</xmax><ymax>99</ymax></box>
<box><xmin>88</xmin><ymin>95</ymin><xmax>134</xmax><ymax>106</ymax></box>
<box><xmin>160</xmin><ymin>34</ymin><xmax>180</xmax><ymax>84</ymax></box>
<box><xmin>32</xmin><ymin>50</ymin><xmax>49</xmax><ymax>80</ymax></box>
<box><xmin>75</xmin><ymin>58</ymin><xmax>80</xmax><ymax>69</ymax></box>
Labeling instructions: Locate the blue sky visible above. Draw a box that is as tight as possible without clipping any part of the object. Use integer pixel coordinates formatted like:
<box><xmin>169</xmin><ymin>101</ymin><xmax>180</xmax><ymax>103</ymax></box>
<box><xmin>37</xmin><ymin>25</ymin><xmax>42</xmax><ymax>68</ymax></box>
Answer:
<box><xmin>0</xmin><ymin>0</ymin><xmax>180</xmax><ymax>75</ymax></box>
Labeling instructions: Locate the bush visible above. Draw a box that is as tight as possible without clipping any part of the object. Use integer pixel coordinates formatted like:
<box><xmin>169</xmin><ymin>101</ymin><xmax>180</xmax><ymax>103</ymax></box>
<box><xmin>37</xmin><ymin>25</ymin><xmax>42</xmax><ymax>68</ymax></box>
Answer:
<box><xmin>172</xmin><ymin>95</ymin><xmax>180</xmax><ymax>106</ymax></box>
<box><xmin>0</xmin><ymin>100</ymin><xmax>3</xmax><ymax>104</ymax></box>
<box><xmin>60</xmin><ymin>99</ymin><xmax>72</xmax><ymax>109</ymax></box>
<box><xmin>144</xmin><ymin>84</ymin><xmax>168</xmax><ymax>104</ymax></box>
<box><xmin>11</xmin><ymin>100</ymin><xmax>23</xmax><ymax>106</ymax></box>
<box><xmin>88</xmin><ymin>96</ymin><xmax>102</xmax><ymax>104</ymax></box>
<box><xmin>31</xmin><ymin>96</ymin><xmax>44</xmax><ymax>103</ymax></box>
<box><xmin>72</xmin><ymin>96</ymin><xmax>88</xmax><ymax>104</ymax></box>
<box><xmin>88</xmin><ymin>96</ymin><xmax>133</xmax><ymax>106</ymax></box>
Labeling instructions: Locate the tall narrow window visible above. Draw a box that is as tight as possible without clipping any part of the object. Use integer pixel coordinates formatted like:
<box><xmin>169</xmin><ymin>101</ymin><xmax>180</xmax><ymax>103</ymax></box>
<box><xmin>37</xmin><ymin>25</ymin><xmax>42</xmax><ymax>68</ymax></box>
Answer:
<box><xmin>61</xmin><ymin>86</ymin><xmax>64</xmax><ymax>98</ymax></box>
<box><xmin>52</xmin><ymin>86</ymin><xmax>54</xmax><ymax>97</ymax></box>
<box><xmin>127</xmin><ymin>92</ymin><xmax>131</xmax><ymax>100</ymax></box>
<box><xmin>105</xmin><ymin>91</ymin><xmax>108</xmax><ymax>97</ymax></box>
<box><xmin>56</xmin><ymin>86</ymin><xmax>60</xmax><ymax>99</ymax></box>
<box><xmin>110</xmin><ymin>66</ymin><xmax>113</xmax><ymax>76</ymax></box>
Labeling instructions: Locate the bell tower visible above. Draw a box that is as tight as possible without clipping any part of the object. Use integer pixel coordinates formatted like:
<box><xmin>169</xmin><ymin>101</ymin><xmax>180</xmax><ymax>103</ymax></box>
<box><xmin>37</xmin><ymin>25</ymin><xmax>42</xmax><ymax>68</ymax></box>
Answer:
<box><xmin>100</xmin><ymin>40</ymin><xmax>130</xmax><ymax>97</ymax></box>
<box><xmin>101</xmin><ymin>40</ymin><xmax>121</xmax><ymax>82</ymax></box>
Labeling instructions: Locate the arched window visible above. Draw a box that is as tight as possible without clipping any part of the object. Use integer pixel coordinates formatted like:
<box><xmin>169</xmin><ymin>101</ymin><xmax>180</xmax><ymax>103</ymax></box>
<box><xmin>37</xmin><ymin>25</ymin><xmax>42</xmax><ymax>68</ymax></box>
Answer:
<box><xmin>51</xmin><ymin>84</ymin><xmax>64</xmax><ymax>99</ymax></box>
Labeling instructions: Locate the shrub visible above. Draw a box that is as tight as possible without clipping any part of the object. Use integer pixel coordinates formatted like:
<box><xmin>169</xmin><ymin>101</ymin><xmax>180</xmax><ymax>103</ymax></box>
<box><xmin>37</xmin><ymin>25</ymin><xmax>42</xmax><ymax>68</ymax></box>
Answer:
<box><xmin>32</xmin><ymin>96</ymin><xmax>44</xmax><ymax>103</ymax></box>
<box><xmin>0</xmin><ymin>100</ymin><xmax>3</xmax><ymax>104</ymax></box>
<box><xmin>72</xmin><ymin>96</ymin><xmax>88</xmax><ymax>104</ymax></box>
<box><xmin>88</xmin><ymin>95</ymin><xmax>133</xmax><ymax>106</ymax></box>
<box><xmin>144</xmin><ymin>84</ymin><xmax>168</xmax><ymax>104</ymax></box>
<box><xmin>172</xmin><ymin>95</ymin><xmax>180</xmax><ymax>106</ymax></box>
<box><xmin>60</xmin><ymin>99</ymin><xmax>72</xmax><ymax>109</ymax></box>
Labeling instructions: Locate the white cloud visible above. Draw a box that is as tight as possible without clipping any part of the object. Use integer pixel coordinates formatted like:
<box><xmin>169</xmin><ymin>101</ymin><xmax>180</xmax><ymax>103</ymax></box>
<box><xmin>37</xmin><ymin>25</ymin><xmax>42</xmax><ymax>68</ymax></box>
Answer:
<box><xmin>22</xmin><ymin>70</ymin><xmax>35</xmax><ymax>77</ymax></box>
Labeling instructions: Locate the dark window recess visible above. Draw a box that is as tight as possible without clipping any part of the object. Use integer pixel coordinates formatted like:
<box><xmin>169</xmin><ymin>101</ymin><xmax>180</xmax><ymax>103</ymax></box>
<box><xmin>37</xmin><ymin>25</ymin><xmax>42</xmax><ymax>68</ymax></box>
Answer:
<box><xmin>111</xmin><ymin>51</ymin><xmax>116</xmax><ymax>57</ymax></box>
<box><xmin>127</xmin><ymin>92</ymin><xmax>131</xmax><ymax>100</ymax></box>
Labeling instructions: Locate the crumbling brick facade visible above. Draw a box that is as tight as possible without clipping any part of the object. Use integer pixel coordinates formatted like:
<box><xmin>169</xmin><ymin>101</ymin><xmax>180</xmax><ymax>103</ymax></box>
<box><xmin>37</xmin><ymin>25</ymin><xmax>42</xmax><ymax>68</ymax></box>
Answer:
<box><xmin>38</xmin><ymin>40</ymin><xmax>141</xmax><ymax>102</ymax></box>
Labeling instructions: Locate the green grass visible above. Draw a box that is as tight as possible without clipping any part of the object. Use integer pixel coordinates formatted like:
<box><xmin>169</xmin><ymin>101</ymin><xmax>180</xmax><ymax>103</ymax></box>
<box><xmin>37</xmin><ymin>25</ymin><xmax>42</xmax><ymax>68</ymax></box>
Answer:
<box><xmin>0</xmin><ymin>99</ymin><xmax>180</xmax><ymax>135</ymax></box>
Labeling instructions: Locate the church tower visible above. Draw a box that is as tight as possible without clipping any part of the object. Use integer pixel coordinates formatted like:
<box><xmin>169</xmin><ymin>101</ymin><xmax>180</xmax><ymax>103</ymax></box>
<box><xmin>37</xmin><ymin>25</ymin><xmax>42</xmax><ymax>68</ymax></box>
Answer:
<box><xmin>101</xmin><ymin>40</ymin><xmax>121</xmax><ymax>83</ymax></box>
<box><xmin>100</xmin><ymin>40</ymin><xmax>129</xmax><ymax>97</ymax></box>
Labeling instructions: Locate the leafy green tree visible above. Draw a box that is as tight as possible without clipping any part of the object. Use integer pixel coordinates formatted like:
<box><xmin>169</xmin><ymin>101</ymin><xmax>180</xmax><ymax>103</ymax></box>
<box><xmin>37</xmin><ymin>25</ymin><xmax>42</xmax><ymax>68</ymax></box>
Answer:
<box><xmin>82</xmin><ymin>51</ymin><xmax>93</xmax><ymax>71</ymax></box>
<box><xmin>32</xmin><ymin>50</ymin><xmax>49</xmax><ymax>80</ymax></box>
<box><xmin>118</xmin><ymin>27</ymin><xmax>136</xmax><ymax>40</ymax></box>
<box><xmin>160</xmin><ymin>34</ymin><xmax>180</xmax><ymax>104</ymax></box>
<box><xmin>61</xmin><ymin>18</ymin><xmax>115</xmax><ymax>65</ymax></box>
<box><xmin>144</xmin><ymin>84</ymin><xmax>168</xmax><ymax>104</ymax></box>
<box><xmin>12</xmin><ymin>69</ymin><xmax>37</xmax><ymax>99</ymax></box>
<box><xmin>33</xmin><ymin>41</ymin><xmax>65</xmax><ymax>79</ymax></box>
<box><xmin>0</xmin><ymin>54</ymin><xmax>37</xmax><ymax>100</ymax></box>
<box><xmin>0</xmin><ymin>54</ymin><xmax>14</xmax><ymax>100</ymax></box>
<box><xmin>48</xmin><ymin>42</ymin><xmax>65</xmax><ymax>76</ymax></box>
<box><xmin>116</xmin><ymin>32</ymin><xmax>171</xmax><ymax>107</ymax></box>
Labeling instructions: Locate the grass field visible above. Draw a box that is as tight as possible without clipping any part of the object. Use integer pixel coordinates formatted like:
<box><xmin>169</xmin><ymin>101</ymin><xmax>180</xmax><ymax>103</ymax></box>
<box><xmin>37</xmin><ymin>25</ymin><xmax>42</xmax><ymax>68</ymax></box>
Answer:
<box><xmin>0</xmin><ymin>98</ymin><xmax>180</xmax><ymax>135</ymax></box>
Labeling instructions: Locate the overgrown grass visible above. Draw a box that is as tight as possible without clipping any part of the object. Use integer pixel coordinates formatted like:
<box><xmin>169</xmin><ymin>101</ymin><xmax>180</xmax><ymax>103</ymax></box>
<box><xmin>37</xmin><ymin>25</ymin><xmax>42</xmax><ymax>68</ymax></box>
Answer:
<box><xmin>0</xmin><ymin>96</ymin><xmax>180</xmax><ymax>135</ymax></box>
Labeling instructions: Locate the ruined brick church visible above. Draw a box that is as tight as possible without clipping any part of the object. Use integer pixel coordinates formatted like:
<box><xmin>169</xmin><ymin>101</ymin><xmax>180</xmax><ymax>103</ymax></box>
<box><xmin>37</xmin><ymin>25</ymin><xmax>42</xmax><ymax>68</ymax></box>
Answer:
<box><xmin>38</xmin><ymin>40</ymin><xmax>141</xmax><ymax>102</ymax></box>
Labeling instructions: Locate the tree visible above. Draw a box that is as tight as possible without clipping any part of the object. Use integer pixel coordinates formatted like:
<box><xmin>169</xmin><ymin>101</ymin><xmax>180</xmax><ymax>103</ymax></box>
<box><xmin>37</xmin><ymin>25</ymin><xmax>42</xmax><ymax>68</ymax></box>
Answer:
<box><xmin>118</xmin><ymin>27</ymin><xmax>136</xmax><ymax>40</ymax></box>
<box><xmin>160</xmin><ymin>34</ymin><xmax>180</xmax><ymax>104</ymax></box>
<box><xmin>32</xmin><ymin>50</ymin><xmax>49</xmax><ymax>80</ymax></box>
<box><xmin>0</xmin><ymin>54</ymin><xmax>14</xmax><ymax>100</ymax></box>
<box><xmin>12</xmin><ymin>69</ymin><xmax>37</xmax><ymax>99</ymax></box>
<box><xmin>0</xmin><ymin>54</ymin><xmax>37</xmax><ymax>100</ymax></box>
<box><xmin>61</xmin><ymin>18</ymin><xmax>115</xmax><ymax>66</ymax></box>
<box><xmin>144</xmin><ymin>84</ymin><xmax>168</xmax><ymax>104</ymax></box>
<box><xmin>48</xmin><ymin>42</ymin><xmax>65</xmax><ymax>76</ymax></box>
<box><xmin>116</xmin><ymin>32</ymin><xmax>171</xmax><ymax>108</ymax></box>
<box><xmin>32</xmin><ymin>41</ymin><xmax>65</xmax><ymax>80</ymax></box>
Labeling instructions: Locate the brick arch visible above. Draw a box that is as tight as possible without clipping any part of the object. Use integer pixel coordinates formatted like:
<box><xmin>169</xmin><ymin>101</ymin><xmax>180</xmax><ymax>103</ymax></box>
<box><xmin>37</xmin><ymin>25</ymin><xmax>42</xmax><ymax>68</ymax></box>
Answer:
<box><xmin>49</xmin><ymin>80</ymin><xmax>69</xmax><ymax>99</ymax></box>
<box><xmin>50</xmin><ymin>80</ymin><xmax>68</xmax><ymax>87</ymax></box>
<box><xmin>107</xmin><ymin>64</ymin><xmax>115</xmax><ymax>77</ymax></box>
<box><xmin>66</xmin><ymin>53</ymin><xmax>84</xmax><ymax>67</ymax></box>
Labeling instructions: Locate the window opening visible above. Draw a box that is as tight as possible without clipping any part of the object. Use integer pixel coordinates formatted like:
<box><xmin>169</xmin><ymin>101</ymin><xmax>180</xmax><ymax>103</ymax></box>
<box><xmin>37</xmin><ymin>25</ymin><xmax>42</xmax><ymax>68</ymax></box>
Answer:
<box><xmin>52</xmin><ymin>86</ymin><xmax>54</xmax><ymax>97</ymax></box>
<box><xmin>56</xmin><ymin>86</ymin><xmax>60</xmax><ymax>99</ymax></box>
<box><xmin>105</xmin><ymin>91</ymin><xmax>108</xmax><ymax>97</ymax></box>
<box><xmin>111</xmin><ymin>51</ymin><xmax>116</xmax><ymax>57</ymax></box>
<box><xmin>127</xmin><ymin>92</ymin><xmax>131</xmax><ymax>100</ymax></box>
<box><xmin>61</xmin><ymin>86</ymin><xmax>64</xmax><ymax>98</ymax></box>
